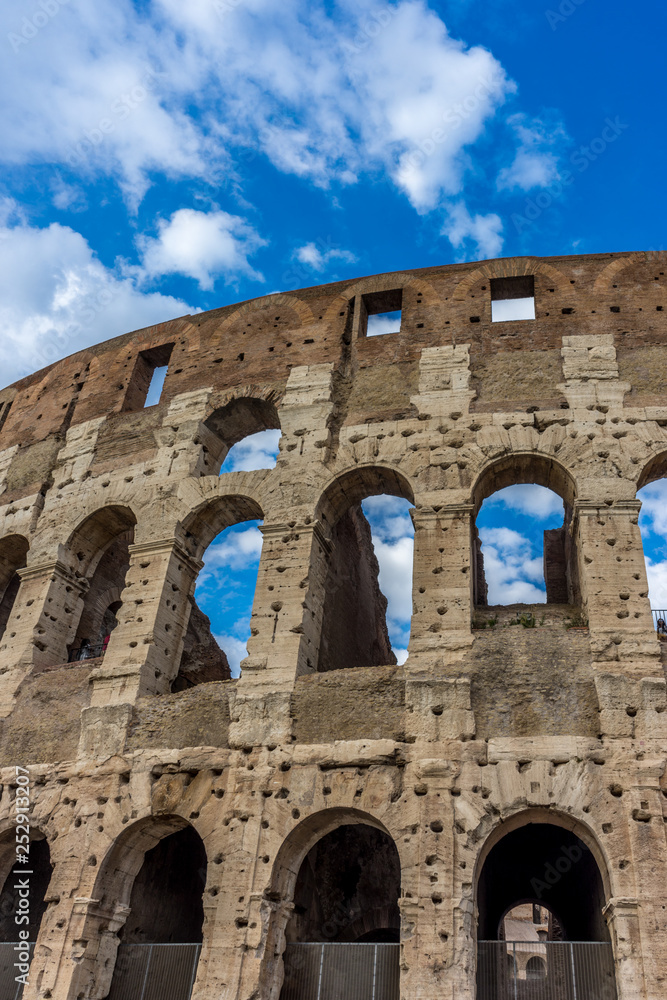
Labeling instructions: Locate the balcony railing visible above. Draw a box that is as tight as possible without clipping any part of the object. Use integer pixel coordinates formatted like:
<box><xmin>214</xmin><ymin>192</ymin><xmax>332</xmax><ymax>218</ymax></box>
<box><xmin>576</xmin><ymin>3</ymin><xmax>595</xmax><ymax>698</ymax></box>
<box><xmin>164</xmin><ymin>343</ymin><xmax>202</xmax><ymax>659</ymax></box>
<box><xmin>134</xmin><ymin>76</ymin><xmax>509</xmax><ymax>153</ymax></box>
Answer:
<box><xmin>67</xmin><ymin>642</ymin><xmax>106</xmax><ymax>662</ymax></box>
<box><xmin>651</xmin><ymin>610</ymin><xmax>667</xmax><ymax>635</ymax></box>
<box><xmin>0</xmin><ymin>942</ymin><xmax>34</xmax><ymax>1000</ymax></box>
<box><xmin>106</xmin><ymin>943</ymin><xmax>201</xmax><ymax>1000</ymax></box>
<box><xmin>477</xmin><ymin>941</ymin><xmax>617</xmax><ymax>1000</ymax></box>
<box><xmin>280</xmin><ymin>943</ymin><xmax>399</xmax><ymax>1000</ymax></box>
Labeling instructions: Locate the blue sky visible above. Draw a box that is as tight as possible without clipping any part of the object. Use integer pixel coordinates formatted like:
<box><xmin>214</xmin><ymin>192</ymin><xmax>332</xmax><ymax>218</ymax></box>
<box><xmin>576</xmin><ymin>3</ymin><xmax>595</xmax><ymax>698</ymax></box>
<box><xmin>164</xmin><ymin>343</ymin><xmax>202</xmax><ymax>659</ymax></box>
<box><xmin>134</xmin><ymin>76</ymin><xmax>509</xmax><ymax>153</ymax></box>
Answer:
<box><xmin>1</xmin><ymin>0</ymin><xmax>665</xmax><ymax>668</ymax></box>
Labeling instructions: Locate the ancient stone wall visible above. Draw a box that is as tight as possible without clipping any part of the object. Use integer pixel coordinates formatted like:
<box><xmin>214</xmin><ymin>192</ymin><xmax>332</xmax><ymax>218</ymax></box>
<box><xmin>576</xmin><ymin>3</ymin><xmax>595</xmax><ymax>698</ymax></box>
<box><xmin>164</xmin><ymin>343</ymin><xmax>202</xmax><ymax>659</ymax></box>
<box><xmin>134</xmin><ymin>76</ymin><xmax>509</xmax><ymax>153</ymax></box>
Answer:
<box><xmin>0</xmin><ymin>252</ymin><xmax>664</xmax><ymax>999</ymax></box>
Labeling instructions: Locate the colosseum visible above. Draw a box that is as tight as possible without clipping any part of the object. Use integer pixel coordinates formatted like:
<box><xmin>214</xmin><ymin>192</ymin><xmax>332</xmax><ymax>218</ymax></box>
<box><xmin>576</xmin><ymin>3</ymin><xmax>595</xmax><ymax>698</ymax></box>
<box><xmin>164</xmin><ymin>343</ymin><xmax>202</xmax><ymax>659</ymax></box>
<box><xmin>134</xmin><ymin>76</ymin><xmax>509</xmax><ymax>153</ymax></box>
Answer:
<box><xmin>0</xmin><ymin>251</ymin><xmax>664</xmax><ymax>1000</ymax></box>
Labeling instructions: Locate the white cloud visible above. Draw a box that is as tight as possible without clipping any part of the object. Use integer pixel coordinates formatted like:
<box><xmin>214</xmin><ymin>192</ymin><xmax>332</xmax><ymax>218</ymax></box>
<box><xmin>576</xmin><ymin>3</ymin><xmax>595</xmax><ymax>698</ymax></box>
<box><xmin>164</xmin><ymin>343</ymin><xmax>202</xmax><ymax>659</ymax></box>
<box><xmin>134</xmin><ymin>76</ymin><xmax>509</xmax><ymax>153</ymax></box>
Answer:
<box><xmin>294</xmin><ymin>241</ymin><xmax>357</xmax><ymax>272</ymax></box>
<box><xmin>139</xmin><ymin>208</ymin><xmax>266</xmax><ymax>289</ymax></box>
<box><xmin>442</xmin><ymin>202</ymin><xmax>503</xmax><ymax>260</ymax></box>
<box><xmin>645</xmin><ymin>559</ymin><xmax>667</xmax><ymax>611</ymax></box>
<box><xmin>485</xmin><ymin>485</ymin><xmax>564</xmax><ymax>521</ymax></box>
<box><xmin>214</xmin><ymin>632</ymin><xmax>248</xmax><ymax>678</ymax></box>
<box><xmin>366</xmin><ymin>312</ymin><xmax>402</xmax><ymax>337</ymax></box>
<box><xmin>0</xmin><ymin>0</ymin><xmax>565</xmax><ymax>256</ymax></box>
<box><xmin>497</xmin><ymin>113</ymin><xmax>566</xmax><ymax>192</ymax></box>
<box><xmin>0</xmin><ymin>215</ymin><xmax>194</xmax><ymax>388</ymax></box>
<box><xmin>362</xmin><ymin>495</ymin><xmax>415</xmax><ymax>651</ymax></box>
<box><xmin>479</xmin><ymin>525</ymin><xmax>546</xmax><ymax>604</ymax></box>
<box><xmin>201</xmin><ymin>525</ymin><xmax>263</xmax><ymax>575</ymax></box>
<box><xmin>638</xmin><ymin>480</ymin><xmax>667</xmax><ymax>539</ymax></box>
<box><xmin>221</xmin><ymin>429</ymin><xmax>281</xmax><ymax>472</ymax></box>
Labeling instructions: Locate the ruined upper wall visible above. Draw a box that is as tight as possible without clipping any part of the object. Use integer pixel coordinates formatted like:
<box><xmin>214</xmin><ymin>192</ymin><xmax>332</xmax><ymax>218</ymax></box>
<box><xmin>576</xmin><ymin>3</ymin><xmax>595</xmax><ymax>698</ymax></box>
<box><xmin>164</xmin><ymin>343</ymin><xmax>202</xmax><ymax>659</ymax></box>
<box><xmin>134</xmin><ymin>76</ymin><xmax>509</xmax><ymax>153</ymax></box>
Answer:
<box><xmin>1</xmin><ymin>252</ymin><xmax>665</xmax><ymax>468</ymax></box>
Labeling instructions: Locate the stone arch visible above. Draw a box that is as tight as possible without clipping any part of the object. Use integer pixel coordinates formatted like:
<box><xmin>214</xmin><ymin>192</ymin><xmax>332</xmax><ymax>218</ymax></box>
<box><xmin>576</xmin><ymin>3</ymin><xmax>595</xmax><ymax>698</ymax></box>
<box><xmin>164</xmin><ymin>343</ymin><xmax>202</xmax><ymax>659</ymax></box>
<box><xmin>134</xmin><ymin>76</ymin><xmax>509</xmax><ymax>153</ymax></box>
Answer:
<box><xmin>66</xmin><ymin>504</ymin><xmax>137</xmax><ymax>578</ymax></box>
<box><xmin>209</xmin><ymin>294</ymin><xmax>315</xmax><ymax>351</ymax></box>
<box><xmin>89</xmin><ymin>815</ymin><xmax>207</xmax><ymax>1000</ymax></box>
<box><xmin>181</xmin><ymin>494</ymin><xmax>265</xmax><ymax>559</ymax></box>
<box><xmin>323</xmin><ymin>271</ymin><xmax>441</xmax><ymax>332</ymax></box>
<box><xmin>204</xmin><ymin>389</ymin><xmax>282</xmax><ymax>474</ymax></box>
<box><xmin>637</xmin><ymin>449</ymin><xmax>667</xmax><ymax>492</ymax></box>
<box><xmin>471</xmin><ymin>452</ymin><xmax>577</xmax><ymax>514</ymax></box>
<box><xmin>592</xmin><ymin>254</ymin><xmax>644</xmax><ymax>295</ymax></box>
<box><xmin>262</xmin><ymin>808</ymin><xmax>400</xmax><ymax>1000</ymax></box>
<box><xmin>0</xmin><ymin>824</ymin><xmax>52</xmax><ymax>944</ymax></box>
<box><xmin>315</xmin><ymin>464</ymin><xmax>415</xmax><ymax>529</ymax></box>
<box><xmin>0</xmin><ymin>533</ymin><xmax>29</xmax><ymax>641</ymax></box>
<box><xmin>451</xmin><ymin>258</ymin><xmax>570</xmax><ymax>302</ymax></box>
<box><xmin>474</xmin><ymin>807</ymin><xmax>614</xmax><ymax>939</ymax></box>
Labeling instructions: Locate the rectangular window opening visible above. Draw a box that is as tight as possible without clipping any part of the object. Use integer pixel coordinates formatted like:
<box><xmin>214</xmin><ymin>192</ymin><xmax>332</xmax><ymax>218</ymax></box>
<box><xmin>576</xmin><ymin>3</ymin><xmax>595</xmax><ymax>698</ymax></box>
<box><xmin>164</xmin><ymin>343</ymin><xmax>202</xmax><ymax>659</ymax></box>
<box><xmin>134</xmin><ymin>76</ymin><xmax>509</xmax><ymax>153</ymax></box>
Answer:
<box><xmin>122</xmin><ymin>343</ymin><xmax>174</xmax><ymax>411</ymax></box>
<box><xmin>358</xmin><ymin>289</ymin><xmax>403</xmax><ymax>337</ymax></box>
<box><xmin>490</xmin><ymin>275</ymin><xmax>535</xmax><ymax>323</ymax></box>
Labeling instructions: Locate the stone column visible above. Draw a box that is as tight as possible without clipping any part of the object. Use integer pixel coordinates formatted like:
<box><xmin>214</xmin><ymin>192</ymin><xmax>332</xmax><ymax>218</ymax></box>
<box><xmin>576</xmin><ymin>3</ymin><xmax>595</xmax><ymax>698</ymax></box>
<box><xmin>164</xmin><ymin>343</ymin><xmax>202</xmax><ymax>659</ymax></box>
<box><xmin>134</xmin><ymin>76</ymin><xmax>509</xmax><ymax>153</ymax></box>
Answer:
<box><xmin>603</xmin><ymin>898</ymin><xmax>647</xmax><ymax>1000</ymax></box>
<box><xmin>0</xmin><ymin>558</ymin><xmax>87</xmax><ymax>716</ymax></box>
<box><xmin>87</xmin><ymin>537</ymin><xmax>202</xmax><ymax>707</ymax></box>
<box><xmin>230</xmin><ymin>521</ymin><xmax>331</xmax><ymax>747</ymax></box>
<box><xmin>408</xmin><ymin>504</ymin><xmax>474</xmax><ymax>663</ymax></box>
<box><xmin>574</xmin><ymin>499</ymin><xmax>662</xmax><ymax>733</ymax></box>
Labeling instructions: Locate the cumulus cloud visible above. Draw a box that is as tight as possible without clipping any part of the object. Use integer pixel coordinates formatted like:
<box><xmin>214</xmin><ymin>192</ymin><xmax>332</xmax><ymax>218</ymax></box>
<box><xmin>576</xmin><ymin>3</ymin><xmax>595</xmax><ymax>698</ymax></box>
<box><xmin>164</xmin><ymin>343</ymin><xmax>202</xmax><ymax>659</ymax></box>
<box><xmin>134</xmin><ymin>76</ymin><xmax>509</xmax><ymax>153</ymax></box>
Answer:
<box><xmin>0</xmin><ymin>214</ymin><xmax>193</xmax><ymax>388</ymax></box>
<box><xmin>484</xmin><ymin>484</ymin><xmax>564</xmax><ymax>521</ymax></box>
<box><xmin>139</xmin><ymin>208</ymin><xmax>266</xmax><ymax>289</ymax></box>
<box><xmin>293</xmin><ymin>242</ymin><xmax>357</xmax><ymax>272</ymax></box>
<box><xmin>638</xmin><ymin>480</ymin><xmax>667</xmax><ymax>540</ymax></box>
<box><xmin>200</xmin><ymin>524</ymin><xmax>263</xmax><ymax>576</ymax></box>
<box><xmin>366</xmin><ymin>312</ymin><xmax>402</xmax><ymax>337</ymax></box>
<box><xmin>0</xmin><ymin>0</ymin><xmax>565</xmax><ymax>254</ymax></box>
<box><xmin>221</xmin><ymin>429</ymin><xmax>281</xmax><ymax>472</ymax></box>
<box><xmin>442</xmin><ymin>202</ymin><xmax>503</xmax><ymax>260</ymax></box>
<box><xmin>479</xmin><ymin>526</ymin><xmax>546</xmax><ymax>605</ymax></box>
<box><xmin>214</xmin><ymin>632</ymin><xmax>248</xmax><ymax>679</ymax></box>
<box><xmin>497</xmin><ymin>113</ymin><xmax>566</xmax><ymax>192</ymax></box>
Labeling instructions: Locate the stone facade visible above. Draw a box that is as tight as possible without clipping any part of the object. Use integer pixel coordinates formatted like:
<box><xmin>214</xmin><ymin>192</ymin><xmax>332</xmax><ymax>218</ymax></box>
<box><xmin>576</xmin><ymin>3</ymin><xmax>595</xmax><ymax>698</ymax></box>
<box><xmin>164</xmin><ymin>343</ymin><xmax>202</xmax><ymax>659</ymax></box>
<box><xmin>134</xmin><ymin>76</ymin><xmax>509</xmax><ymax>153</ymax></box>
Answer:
<box><xmin>0</xmin><ymin>251</ymin><xmax>665</xmax><ymax>999</ymax></box>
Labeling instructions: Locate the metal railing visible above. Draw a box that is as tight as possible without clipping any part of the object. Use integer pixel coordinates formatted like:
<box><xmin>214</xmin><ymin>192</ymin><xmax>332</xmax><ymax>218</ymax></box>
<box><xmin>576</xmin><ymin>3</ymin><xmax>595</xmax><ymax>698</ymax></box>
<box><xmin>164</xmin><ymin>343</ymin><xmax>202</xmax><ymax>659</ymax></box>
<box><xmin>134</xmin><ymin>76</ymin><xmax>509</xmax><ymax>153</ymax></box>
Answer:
<box><xmin>67</xmin><ymin>642</ymin><xmax>106</xmax><ymax>662</ymax></box>
<box><xmin>280</xmin><ymin>943</ymin><xmax>399</xmax><ymax>1000</ymax></box>
<box><xmin>106</xmin><ymin>943</ymin><xmax>202</xmax><ymax>1000</ymax></box>
<box><xmin>477</xmin><ymin>941</ymin><xmax>617</xmax><ymax>1000</ymax></box>
<box><xmin>651</xmin><ymin>610</ymin><xmax>667</xmax><ymax>634</ymax></box>
<box><xmin>0</xmin><ymin>943</ymin><xmax>34</xmax><ymax>1000</ymax></box>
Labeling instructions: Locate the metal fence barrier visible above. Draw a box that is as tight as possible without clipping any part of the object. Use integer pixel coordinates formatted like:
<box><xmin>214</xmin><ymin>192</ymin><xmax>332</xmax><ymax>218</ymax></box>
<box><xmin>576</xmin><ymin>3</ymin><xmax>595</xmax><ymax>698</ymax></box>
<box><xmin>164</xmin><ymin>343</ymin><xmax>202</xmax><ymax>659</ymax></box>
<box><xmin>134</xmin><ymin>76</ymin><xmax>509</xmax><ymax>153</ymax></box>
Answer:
<box><xmin>280</xmin><ymin>943</ymin><xmax>400</xmax><ymax>1000</ymax></box>
<box><xmin>106</xmin><ymin>943</ymin><xmax>202</xmax><ymax>1000</ymax></box>
<box><xmin>477</xmin><ymin>941</ymin><xmax>617</xmax><ymax>1000</ymax></box>
<box><xmin>652</xmin><ymin>609</ymin><xmax>667</xmax><ymax>633</ymax></box>
<box><xmin>0</xmin><ymin>943</ymin><xmax>34</xmax><ymax>1000</ymax></box>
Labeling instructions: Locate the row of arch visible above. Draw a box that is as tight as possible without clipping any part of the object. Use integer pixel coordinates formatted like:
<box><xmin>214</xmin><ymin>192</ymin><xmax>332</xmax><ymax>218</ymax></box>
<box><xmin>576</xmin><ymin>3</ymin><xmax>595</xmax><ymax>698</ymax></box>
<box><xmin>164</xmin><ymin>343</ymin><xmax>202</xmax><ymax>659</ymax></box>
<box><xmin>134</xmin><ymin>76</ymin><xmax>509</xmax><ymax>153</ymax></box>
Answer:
<box><xmin>1</xmin><ymin>443</ymin><xmax>665</xmax><ymax>681</ymax></box>
<box><xmin>0</xmin><ymin>805</ymin><xmax>618</xmax><ymax>998</ymax></box>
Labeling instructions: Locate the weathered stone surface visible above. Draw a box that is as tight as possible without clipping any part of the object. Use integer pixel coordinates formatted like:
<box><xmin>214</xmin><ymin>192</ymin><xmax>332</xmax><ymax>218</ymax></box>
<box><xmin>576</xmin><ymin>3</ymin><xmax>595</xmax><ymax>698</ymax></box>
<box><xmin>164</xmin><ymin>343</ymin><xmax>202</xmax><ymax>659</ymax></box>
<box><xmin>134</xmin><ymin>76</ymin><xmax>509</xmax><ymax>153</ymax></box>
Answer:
<box><xmin>0</xmin><ymin>252</ymin><xmax>664</xmax><ymax>1000</ymax></box>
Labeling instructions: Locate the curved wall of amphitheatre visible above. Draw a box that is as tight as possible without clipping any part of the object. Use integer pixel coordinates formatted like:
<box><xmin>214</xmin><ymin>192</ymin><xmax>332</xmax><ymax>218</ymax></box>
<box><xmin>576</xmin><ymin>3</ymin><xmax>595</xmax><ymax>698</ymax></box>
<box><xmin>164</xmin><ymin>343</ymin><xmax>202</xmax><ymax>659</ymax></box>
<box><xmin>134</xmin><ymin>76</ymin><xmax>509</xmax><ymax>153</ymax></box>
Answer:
<box><xmin>0</xmin><ymin>251</ymin><xmax>665</xmax><ymax>999</ymax></box>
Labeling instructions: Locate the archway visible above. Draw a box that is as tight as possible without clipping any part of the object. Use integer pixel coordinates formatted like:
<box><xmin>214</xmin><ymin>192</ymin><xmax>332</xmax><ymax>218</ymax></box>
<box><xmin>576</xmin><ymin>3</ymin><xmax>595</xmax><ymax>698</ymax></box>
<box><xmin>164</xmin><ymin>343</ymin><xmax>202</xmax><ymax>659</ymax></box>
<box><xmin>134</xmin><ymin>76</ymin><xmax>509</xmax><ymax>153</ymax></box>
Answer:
<box><xmin>0</xmin><ymin>534</ymin><xmax>28</xmax><ymax>642</ymax></box>
<box><xmin>476</xmin><ymin>815</ymin><xmax>617</xmax><ymax>1000</ymax></box>
<box><xmin>175</xmin><ymin>495</ymin><xmax>264</xmax><ymax>685</ymax></box>
<box><xmin>205</xmin><ymin>396</ymin><xmax>281</xmax><ymax>474</ymax></box>
<box><xmin>274</xmin><ymin>813</ymin><xmax>401</xmax><ymax>1000</ymax></box>
<box><xmin>315</xmin><ymin>467</ymin><xmax>415</xmax><ymax>671</ymax></box>
<box><xmin>0</xmin><ymin>832</ymin><xmax>52</xmax><ymax>997</ymax></box>
<box><xmin>66</xmin><ymin>505</ymin><xmax>137</xmax><ymax>662</ymax></box>
<box><xmin>637</xmin><ymin>452</ymin><xmax>667</xmax><ymax>636</ymax></box>
<box><xmin>100</xmin><ymin>818</ymin><xmax>207</xmax><ymax>1000</ymax></box>
<box><xmin>472</xmin><ymin>456</ymin><xmax>581</xmax><ymax>614</ymax></box>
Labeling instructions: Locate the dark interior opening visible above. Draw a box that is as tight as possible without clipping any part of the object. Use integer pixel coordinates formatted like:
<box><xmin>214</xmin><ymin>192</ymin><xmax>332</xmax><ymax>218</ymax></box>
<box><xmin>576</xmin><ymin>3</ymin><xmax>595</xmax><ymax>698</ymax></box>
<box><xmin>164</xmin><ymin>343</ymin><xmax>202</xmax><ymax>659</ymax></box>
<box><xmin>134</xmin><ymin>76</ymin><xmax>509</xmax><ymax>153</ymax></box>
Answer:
<box><xmin>0</xmin><ymin>838</ymin><xmax>52</xmax><ymax>942</ymax></box>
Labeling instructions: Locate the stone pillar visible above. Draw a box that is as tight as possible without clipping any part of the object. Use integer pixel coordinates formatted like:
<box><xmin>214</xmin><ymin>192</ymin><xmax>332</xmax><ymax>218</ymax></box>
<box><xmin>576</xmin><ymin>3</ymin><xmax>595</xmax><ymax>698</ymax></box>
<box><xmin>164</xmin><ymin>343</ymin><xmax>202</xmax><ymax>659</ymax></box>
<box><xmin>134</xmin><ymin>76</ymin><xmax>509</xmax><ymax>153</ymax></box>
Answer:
<box><xmin>574</xmin><ymin>499</ymin><xmax>661</xmax><ymax>702</ymax></box>
<box><xmin>87</xmin><ymin>537</ymin><xmax>202</xmax><ymax>707</ymax></box>
<box><xmin>230</xmin><ymin>521</ymin><xmax>331</xmax><ymax>747</ymax></box>
<box><xmin>603</xmin><ymin>898</ymin><xmax>647</xmax><ymax>1000</ymax></box>
<box><xmin>0</xmin><ymin>558</ymin><xmax>86</xmax><ymax>716</ymax></box>
<box><xmin>408</xmin><ymin>504</ymin><xmax>474</xmax><ymax>663</ymax></box>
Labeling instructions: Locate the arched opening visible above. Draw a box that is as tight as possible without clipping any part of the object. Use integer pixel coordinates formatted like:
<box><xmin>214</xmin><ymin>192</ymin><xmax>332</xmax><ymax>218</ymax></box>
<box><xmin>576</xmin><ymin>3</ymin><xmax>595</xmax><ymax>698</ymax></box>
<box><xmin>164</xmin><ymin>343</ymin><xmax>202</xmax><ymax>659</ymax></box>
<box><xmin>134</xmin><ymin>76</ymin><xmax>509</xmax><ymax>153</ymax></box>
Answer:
<box><xmin>204</xmin><ymin>396</ymin><xmax>281</xmax><ymax>474</ymax></box>
<box><xmin>476</xmin><ymin>816</ymin><xmax>617</xmax><ymax>1000</ymax></box>
<box><xmin>637</xmin><ymin>453</ymin><xmax>667</xmax><ymax>637</ymax></box>
<box><xmin>278</xmin><ymin>818</ymin><xmax>400</xmax><ymax>1000</ymax></box>
<box><xmin>66</xmin><ymin>506</ymin><xmax>136</xmax><ymax>662</ymax></box>
<box><xmin>103</xmin><ymin>820</ymin><xmax>206</xmax><ymax>1000</ymax></box>
<box><xmin>0</xmin><ymin>534</ymin><xmax>29</xmax><ymax>642</ymax></box>
<box><xmin>175</xmin><ymin>495</ymin><xmax>264</xmax><ymax>686</ymax></box>
<box><xmin>472</xmin><ymin>457</ymin><xmax>581</xmax><ymax>617</ymax></box>
<box><xmin>315</xmin><ymin>467</ymin><xmax>415</xmax><ymax>672</ymax></box>
<box><xmin>0</xmin><ymin>833</ymin><xmax>52</xmax><ymax>995</ymax></box>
